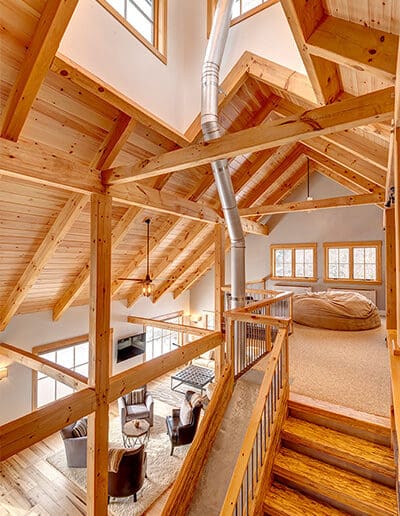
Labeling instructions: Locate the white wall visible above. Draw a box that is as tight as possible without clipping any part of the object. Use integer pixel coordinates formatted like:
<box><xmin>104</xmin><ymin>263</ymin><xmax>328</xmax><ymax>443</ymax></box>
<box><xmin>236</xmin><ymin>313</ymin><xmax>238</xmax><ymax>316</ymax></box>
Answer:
<box><xmin>190</xmin><ymin>173</ymin><xmax>386</xmax><ymax>315</ymax></box>
<box><xmin>60</xmin><ymin>1</ymin><xmax>305</xmax><ymax>132</ymax></box>
<box><xmin>0</xmin><ymin>292</ymin><xmax>189</xmax><ymax>425</ymax></box>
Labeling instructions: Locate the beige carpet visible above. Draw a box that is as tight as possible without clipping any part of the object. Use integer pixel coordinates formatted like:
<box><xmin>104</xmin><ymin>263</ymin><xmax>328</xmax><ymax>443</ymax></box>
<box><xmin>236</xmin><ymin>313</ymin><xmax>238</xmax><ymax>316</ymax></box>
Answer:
<box><xmin>47</xmin><ymin>402</ymin><xmax>187</xmax><ymax>516</ymax></box>
<box><xmin>289</xmin><ymin>322</ymin><xmax>391</xmax><ymax>417</ymax></box>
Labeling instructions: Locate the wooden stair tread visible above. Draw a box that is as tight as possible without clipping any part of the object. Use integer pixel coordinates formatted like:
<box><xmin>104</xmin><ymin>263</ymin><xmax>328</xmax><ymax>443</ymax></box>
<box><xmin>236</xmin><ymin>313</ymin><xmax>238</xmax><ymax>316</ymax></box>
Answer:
<box><xmin>264</xmin><ymin>482</ymin><xmax>348</xmax><ymax>515</ymax></box>
<box><xmin>274</xmin><ymin>448</ymin><xmax>397</xmax><ymax>515</ymax></box>
<box><xmin>282</xmin><ymin>417</ymin><xmax>395</xmax><ymax>478</ymax></box>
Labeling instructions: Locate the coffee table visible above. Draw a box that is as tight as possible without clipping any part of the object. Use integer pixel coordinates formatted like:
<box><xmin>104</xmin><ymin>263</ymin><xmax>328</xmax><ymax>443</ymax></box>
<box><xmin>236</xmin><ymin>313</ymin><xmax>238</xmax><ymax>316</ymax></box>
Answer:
<box><xmin>122</xmin><ymin>419</ymin><xmax>150</xmax><ymax>448</ymax></box>
<box><xmin>171</xmin><ymin>364</ymin><xmax>214</xmax><ymax>395</ymax></box>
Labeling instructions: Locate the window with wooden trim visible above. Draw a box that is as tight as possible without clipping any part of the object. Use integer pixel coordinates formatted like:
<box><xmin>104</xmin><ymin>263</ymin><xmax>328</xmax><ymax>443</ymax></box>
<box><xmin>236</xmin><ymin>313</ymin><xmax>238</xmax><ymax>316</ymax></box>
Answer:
<box><xmin>324</xmin><ymin>241</ymin><xmax>382</xmax><ymax>284</ymax></box>
<box><xmin>207</xmin><ymin>0</ymin><xmax>278</xmax><ymax>34</ymax></box>
<box><xmin>271</xmin><ymin>244</ymin><xmax>317</xmax><ymax>281</ymax></box>
<box><xmin>145</xmin><ymin>311</ymin><xmax>183</xmax><ymax>360</ymax></box>
<box><xmin>98</xmin><ymin>0</ymin><xmax>167</xmax><ymax>63</ymax></box>
<box><xmin>32</xmin><ymin>335</ymin><xmax>89</xmax><ymax>409</ymax></box>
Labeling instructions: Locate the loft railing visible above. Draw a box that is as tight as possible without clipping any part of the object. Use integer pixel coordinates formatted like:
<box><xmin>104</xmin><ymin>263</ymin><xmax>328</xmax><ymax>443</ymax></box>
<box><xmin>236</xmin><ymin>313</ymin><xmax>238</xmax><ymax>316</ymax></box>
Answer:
<box><xmin>224</xmin><ymin>291</ymin><xmax>293</xmax><ymax>379</ymax></box>
<box><xmin>220</xmin><ymin>326</ymin><xmax>290</xmax><ymax>515</ymax></box>
<box><xmin>387</xmin><ymin>330</ymin><xmax>400</xmax><ymax>509</ymax></box>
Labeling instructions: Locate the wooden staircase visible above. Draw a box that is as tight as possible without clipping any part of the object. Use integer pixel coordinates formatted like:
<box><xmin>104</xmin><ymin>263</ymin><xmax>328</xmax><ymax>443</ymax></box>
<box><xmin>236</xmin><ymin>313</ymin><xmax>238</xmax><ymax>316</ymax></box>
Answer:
<box><xmin>264</xmin><ymin>396</ymin><xmax>397</xmax><ymax>515</ymax></box>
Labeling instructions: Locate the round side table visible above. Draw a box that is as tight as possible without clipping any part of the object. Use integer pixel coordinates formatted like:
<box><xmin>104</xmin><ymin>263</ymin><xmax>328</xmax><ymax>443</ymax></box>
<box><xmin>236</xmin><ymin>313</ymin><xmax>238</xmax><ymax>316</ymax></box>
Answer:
<box><xmin>122</xmin><ymin>419</ymin><xmax>150</xmax><ymax>448</ymax></box>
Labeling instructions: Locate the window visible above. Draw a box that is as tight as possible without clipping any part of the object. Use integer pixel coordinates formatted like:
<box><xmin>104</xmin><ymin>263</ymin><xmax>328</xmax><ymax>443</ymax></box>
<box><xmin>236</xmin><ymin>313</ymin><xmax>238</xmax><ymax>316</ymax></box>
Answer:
<box><xmin>208</xmin><ymin>0</ymin><xmax>277</xmax><ymax>34</ymax></box>
<box><xmin>324</xmin><ymin>241</ymin><xmax>382</xmax><ymax>284</ymax></box>
<box><xmin>98</xmin><ymin>0</ymin><xmax>167</xmax><ymax>63</ymax></box>
<box><xmin>32</xmin><ymin>335</ymin><xmax>89</xmax><ymax>409</ymax></box>
<box><xmin>145</xmin><ymin>311</ymin><xmax>183</xmax><ymax>360</ymax></box>
<box><xmin>271</xmin><ymin>244</ymin><xmax>317</xmax><ymax>281</ymax></box>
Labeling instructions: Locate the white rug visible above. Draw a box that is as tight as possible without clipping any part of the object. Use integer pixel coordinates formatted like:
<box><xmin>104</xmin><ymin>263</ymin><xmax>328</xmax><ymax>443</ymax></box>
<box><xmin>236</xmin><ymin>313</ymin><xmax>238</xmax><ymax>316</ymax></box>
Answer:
<box><xmin>47</xmin><ymin>410</ymin><xmax>187</xmax><ymax>515</ymax></box>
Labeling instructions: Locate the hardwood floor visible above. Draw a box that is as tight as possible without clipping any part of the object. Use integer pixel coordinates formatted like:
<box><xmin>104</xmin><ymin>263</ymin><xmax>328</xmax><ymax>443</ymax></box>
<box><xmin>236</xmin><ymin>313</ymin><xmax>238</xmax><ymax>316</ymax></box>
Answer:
<box><xmin>0</xmin><ymin>370</ymin><xmax>191</xmax><ymax>515</ymax></box>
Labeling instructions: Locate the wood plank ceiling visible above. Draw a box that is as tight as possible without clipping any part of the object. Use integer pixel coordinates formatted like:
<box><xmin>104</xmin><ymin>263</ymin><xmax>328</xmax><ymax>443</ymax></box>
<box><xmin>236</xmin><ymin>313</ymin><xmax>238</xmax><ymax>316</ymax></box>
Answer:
<box><xmin>0</xmin><ymin>0</ymin><xmax>397</xmax><ymax>325</ymax></box>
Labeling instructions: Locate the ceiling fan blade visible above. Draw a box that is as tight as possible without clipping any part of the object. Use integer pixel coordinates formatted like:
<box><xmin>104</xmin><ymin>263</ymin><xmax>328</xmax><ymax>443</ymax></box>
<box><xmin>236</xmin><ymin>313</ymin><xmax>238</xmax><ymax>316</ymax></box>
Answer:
<box><xmin>118</xmin><ymin>278</ymin><xmax>143</xmax><ymax>282</ymax></box>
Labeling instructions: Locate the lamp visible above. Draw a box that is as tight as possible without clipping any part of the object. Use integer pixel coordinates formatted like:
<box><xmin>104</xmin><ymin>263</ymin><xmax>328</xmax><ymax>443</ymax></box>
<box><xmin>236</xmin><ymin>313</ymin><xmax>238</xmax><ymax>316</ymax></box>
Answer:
<box><xmin>142</xmin><ymin>281</ymin><xmax>152</xmax><ymax>297</ymax></box>
<box><xmin>190</xmin><ymin>314</ymin><xmax>202</xmax><ymax>324</ymax></box>
<box><xmin>306</xmin><ymin>158</ymin><xmax>313</xmax><ymax>202</ymax></box>
<box><xmin>0</xmin><ymin>367</ymin><xmax>8</xmax><ymax>380</ymax></box>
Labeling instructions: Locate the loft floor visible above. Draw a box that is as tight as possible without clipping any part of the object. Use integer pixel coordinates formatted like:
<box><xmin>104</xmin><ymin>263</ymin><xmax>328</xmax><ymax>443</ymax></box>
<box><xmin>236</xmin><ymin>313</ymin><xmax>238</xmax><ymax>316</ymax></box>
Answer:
<box><xmin>287</xmin><ymin>321</ymin><xmax>390</xmax><ymax>417</ymax></box>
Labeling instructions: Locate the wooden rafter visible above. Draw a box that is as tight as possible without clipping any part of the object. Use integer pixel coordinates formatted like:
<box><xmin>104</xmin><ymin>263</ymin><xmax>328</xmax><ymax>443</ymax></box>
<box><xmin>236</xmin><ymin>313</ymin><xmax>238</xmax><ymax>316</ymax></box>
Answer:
<box><xmin>90</xmin><ymin>113</ymin><xmax>137</xmax><ymax>170</ymax></box>
<box><xmin>52</xmin><ymin>206</ymin><xmax>141</xmax><ymax>321</ymax></box>
<box><xmin>127</xmin><ymin>316</ymin><xmax>212</xmax><ymax>336</ymax></box>
<box><xmin>0</xmin><ymin>139</ymin><xmax>102</xmax><ymax>194</ymax></box>
<box><xmin>1</xmin><ymin>0</ymin><xmax>79</xmax><ymax>141</ymax></box>
<box><xmin>280</xmin><ymin>0</ymin><xmax>341</xmax><ymax>105</ymax></box>
<box><xmin>109</xmin><ymin>183</ymin><xmax>222</xmax><ymax>224</ymax></box>
<box><xmin>307</xmin><ymin>16</ymin><xmax>398</xmax><ymax>83</ymax></box>
<box><xmin>103</xmin><ymin>88</ymin><xmax>393</xmax><ymax>185</ymax></box>
<box><xmin>240</xmin><ymin>192</ymin><xmax>384</xmax><ymax>217</ymax></box>
<box><xmin>0</xmin><ymin>193</ymin><xmax>88</xmax><ymax>331</ymax></box>
<box><xmin>0</xmin><ymin>342</ymin><xmax>87</xmax><ymax>390</ymax></box>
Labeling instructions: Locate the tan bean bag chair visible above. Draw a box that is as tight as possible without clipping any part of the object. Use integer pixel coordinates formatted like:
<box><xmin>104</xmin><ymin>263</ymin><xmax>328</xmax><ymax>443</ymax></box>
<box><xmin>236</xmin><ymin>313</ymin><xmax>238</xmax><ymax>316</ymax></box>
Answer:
<box><xmin>293</xmin><ymin>291</ymin><xmax>381</xmax><ymax>331</ymax></box>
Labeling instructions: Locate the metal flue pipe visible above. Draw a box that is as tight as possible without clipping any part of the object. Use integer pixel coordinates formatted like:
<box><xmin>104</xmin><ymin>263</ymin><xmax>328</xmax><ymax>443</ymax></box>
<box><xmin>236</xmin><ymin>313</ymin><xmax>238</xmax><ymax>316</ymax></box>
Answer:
<box><xmin>201</xmin><ymin>0</ymin><xmax>245</xmax><ymax>310</ymax></box>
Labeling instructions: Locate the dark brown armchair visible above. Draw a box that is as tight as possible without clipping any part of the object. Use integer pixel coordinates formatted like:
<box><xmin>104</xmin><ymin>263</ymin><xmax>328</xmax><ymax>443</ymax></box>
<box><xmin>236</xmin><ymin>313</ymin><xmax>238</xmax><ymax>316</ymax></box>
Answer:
<box><xmin>166</xmin><ymin>391</ymin><xmax>202</xmax><ymax>456</ymax></box>
<box><xmin>108</xmin><ymin>445</ymin><xmax>147</xmax><ymax>503</ymax></box>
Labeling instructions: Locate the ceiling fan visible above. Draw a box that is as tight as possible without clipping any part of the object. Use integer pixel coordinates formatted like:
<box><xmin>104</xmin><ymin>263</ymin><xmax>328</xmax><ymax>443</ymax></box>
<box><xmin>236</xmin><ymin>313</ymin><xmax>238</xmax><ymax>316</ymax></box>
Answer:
<box><xmin>118</xmin><ymin>218</ymin><xmax>167</xmax><ymax>297</ymax></box>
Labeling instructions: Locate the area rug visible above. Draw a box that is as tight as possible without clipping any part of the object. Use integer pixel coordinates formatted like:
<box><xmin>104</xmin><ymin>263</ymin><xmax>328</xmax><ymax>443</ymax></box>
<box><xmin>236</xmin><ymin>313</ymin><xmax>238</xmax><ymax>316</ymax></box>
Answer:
<box><xmin>47</xmin><ymin>411</ymin><xmax>187</xmax><ymax>515</ymax></box>
<box><xmin>288</xmin><ymin>322</ymin><xmax>391</xmax><ymax>417</ymax></box>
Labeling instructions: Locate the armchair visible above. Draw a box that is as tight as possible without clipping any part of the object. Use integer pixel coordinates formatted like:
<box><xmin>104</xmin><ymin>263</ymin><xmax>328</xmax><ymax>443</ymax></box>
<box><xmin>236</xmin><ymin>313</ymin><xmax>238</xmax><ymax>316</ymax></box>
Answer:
<box><xmin>60</xmin><ymin>420</ymin><xmax>87</xmax><ymax>468</ymax></box>
<box><xmin>166</xmin><ymin>390</ymin><xmax>202</xmax><ymax>456</ymax></box>
<box><xmin>118</xmin><ymin>385</ymin><xmax>154</xmax><ymax>428</ymax></box>
<box><xmin>108</xmin><ymin>445</ymin><xmax>147</xmax><ymax>502</ymax></box>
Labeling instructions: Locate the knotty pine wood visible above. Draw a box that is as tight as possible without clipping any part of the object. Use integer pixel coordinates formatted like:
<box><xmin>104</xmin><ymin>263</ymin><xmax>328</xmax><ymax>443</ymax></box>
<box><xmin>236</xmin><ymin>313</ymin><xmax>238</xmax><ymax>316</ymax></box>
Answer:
<box><xmin>264</xmin><ymin>482</ymin><xmax>349</xmax><ymax>516</ymax></box>
<box><xmin>274</xmin><ymin>447</ymin><xmax>397</xmax><ymax>515</ymax></box>
<box><xmin>282</xmin><ymin>417</ymin><xmax>395</xmax><ymax>484</ymax></box>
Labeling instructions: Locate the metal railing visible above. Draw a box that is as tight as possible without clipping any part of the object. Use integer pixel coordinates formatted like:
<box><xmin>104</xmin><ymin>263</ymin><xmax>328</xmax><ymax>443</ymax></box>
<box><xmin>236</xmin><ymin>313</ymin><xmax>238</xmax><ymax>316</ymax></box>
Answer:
<box><xmin>221</xmin><ymin>326</ymin><xmax>290</xmax><ymax>515</ymax></box>
<box><xmin>224</xmin><ymin>290</ymin><xmax>293</xmax><ymax>379</ymax></box>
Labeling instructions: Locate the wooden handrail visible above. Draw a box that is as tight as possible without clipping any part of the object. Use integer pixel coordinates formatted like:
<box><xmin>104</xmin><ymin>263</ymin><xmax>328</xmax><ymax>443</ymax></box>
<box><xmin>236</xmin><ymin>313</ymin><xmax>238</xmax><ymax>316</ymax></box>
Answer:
<box><xmin>221</xmin><ymin>328</ymin><xmax>289</xmax><ymax>515</ymax></box>
<box><xmin>162</xmin><ymin>363</ymin><xmax>234</xmax><ymax>516</ymax></box>
<box><xmin>388</xmin><ymin>330</ymin><xmax>400</xmax><ymax>454</ymax></box>
<box><xmin>127</xmin><ymin>315</ymin><xmax>212</xmax><ymax>336</ymax></box>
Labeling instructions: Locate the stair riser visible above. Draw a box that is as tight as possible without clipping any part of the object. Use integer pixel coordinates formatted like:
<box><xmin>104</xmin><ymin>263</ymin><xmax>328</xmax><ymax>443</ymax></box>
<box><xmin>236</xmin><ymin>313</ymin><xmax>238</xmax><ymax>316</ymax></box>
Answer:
<box><xmin>273</xmin><ymin>474</ymin><xmax>379</xmax><ymax>516</ymax></box>
<box><xmin>281</xmin><ymin>438</ymin><xmax>396</xmax><ymax>489</ymax></box>
<box><xmin>289</xmin><ymin>407</ymin><xmax>391</xmax><ymax>447</ymax></box>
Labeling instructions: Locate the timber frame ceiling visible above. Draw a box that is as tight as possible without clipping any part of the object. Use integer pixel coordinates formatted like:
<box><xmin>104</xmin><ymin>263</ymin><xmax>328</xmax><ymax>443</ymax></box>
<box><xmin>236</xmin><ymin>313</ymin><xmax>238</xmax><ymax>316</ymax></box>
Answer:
<box><xmin>0</xmin><ymin>0</ymin><xmax>397</xmax><ymax>327</ymax></box>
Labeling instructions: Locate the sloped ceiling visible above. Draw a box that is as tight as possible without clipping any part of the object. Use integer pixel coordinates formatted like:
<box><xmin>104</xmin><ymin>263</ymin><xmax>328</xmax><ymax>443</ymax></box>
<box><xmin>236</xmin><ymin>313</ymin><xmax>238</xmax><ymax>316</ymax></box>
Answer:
<box><xmin>0</xmin><ymin>0</ymin><xmax>396</xmax><ymax>327</ymax></box>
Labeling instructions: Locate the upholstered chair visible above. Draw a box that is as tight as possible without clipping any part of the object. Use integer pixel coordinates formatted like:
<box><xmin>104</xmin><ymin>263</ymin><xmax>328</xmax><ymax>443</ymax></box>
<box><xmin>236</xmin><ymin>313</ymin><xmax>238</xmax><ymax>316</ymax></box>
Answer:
<box><xmin>60</xmin><ymin>418</ymin><xmax>87</xmax><ymax>468</ymax></box>
<box><xmin>108</xmin><ymin>445</ymin><xmax>147</xmax><ymax>502</ymax></box>
<box><xmin>118</xmin><ymin>385</ymin><xmax>154</xmax><ymax>428</ymax></box>
<box><xmin>165</xmin><ymin>390</ymin><xmax>202</xmax><ymax>456</ymax></box>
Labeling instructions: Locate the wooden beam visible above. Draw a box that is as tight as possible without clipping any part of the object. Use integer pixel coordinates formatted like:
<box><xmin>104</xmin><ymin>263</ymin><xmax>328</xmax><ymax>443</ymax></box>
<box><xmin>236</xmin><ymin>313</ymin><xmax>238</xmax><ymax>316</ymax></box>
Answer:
<box><xmin>0</xmin><ymin>388</ymin><xmax>96</xmax><ymax>461</ymax></box>
<box><xmin>103</xmin><ymin>88</ymin><xmax>393</xmax><ymax>185</ymax></box>
<box><xmin>280</xmin><ymin>0</ymin><xmax>341</xmax><ymax>105</ymax></box>
<box><xmin>0</xmin><ymin>342</ymin><xmax>87</xmax><ymax>390</ymax></box>
<box><xmin>302</xmin><ymin>147</ymin><xmax>384</xmax><ymax>194</ymax></box>
<box><xmin>307</xmin><ymin>16</ymin><xmax>398</xmax><ymax>83</ymax></box>
<box><xmin>87</xmin><ymin>193</ymin><xmax>112</xmax><ymax>516</ymax></box>
<box><xmin>1</xmin><ymin>0</ymin><xmax>79</xmax><ymax>140</ymax></box>
<box><xmin>90</xmin><ymin>113</ymin><xmax>137</xmax><ymax>170</ymax></box>
<box><xmin>240</xmin><ymin>192</ymin><xmax>384</xmax><ymax>217</ymax></box>
<box><xmin>385</xmin><ymin>208</ymin><xmax>397</xmax><ymax>330</ymax></box>
<box><xmin>214</xmin><ymin>224</ymin><xmax>225</xmax><ymax>379</ymax></box>
<box><xmin>0</xmin><ymin>193</ymin><xmax>88</xmax><ymax>331</ymax></box>
<box><xmin>127</xmin><ymin>316</ymin><xmax>212</xmax><ymax>336</ymax></box>
<box><xmin>108</xmin><ymin>332</ymin><xmax>222</xmax><ymax>403</ymax></box>
<box><xmin>0</xmin><ymin>138</ymin><xmax>103</xmax><ymax>194</ymax></box>
<box><xmin>51</xmin><ymin>54</ymin><xmax>188</xmax><ymax>147</ymax></box>
<box><xmin>302</xmin><ymin>138</ymin><xmax>387</xmax><ymax>188</ymax></box>
<box><xmin>240</xmin><ymin>218</ymin><xmax>269</xmax><ymax>235</ymax></box>
<box><xmin>52</xmin><ymin>206</ymin><xmax>141</xmax><ymax>321</ymax></box>
<box><xmin>245</xmin><ymin>52</ymin><xmax>318</xmax><ymax>107</ymax></box>
<box><xmin>108</xmin><ymin>183</ymin><xmax>222</xmax><ymax>223</ymax></box>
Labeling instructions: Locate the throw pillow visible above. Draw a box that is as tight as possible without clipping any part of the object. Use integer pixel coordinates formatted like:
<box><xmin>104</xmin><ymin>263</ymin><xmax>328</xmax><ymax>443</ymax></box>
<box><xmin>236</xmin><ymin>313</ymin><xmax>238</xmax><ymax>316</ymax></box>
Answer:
<box><xmin>72</xmin><ymin>418</ymin><xmax>87</xmax><ymax>437</ymax></box>
<box><xmin>180</xmin><ymin>399</ymin><xmax>193</xmax><ymax>426</ymax></box>
<box><xmin>125</xmin><ymin>387</ymin><xmax>145</xmax><ymax>405</ymax></box>
<box><xmin>189</xmin><ymin>392</ymin><xmax>203</xmax><ymax>408</ymax></box>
